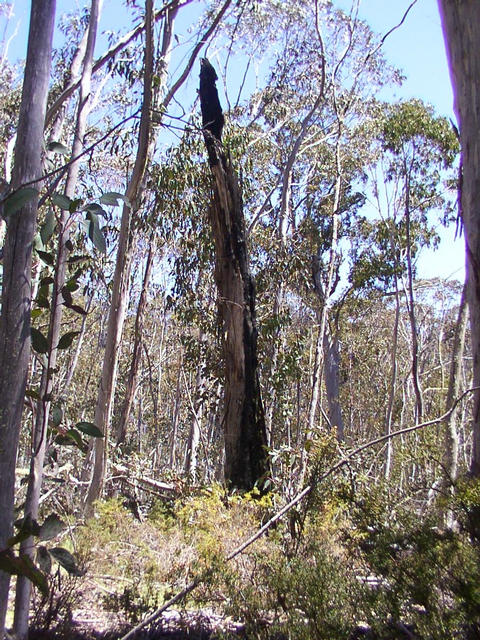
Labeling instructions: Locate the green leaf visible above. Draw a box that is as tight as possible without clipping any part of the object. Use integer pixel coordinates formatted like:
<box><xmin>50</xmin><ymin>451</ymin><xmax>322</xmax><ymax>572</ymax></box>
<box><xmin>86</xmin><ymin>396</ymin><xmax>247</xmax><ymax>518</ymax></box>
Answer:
<box><xmin>57</xmin><ymin>331</ymin><xmax>80</xmax><ymax>350</ymax></box>
<box><xmin>39</xmin><ymin>514</ymin><xmax>66</xmax><ymax>541</ymax></box>
<box><xmin>99</xmin><ymin>191</ymin><xmax>131</xmax><ymax>208</ymax></box>
<box><xmin>52</xmin><ymin>193</ymin><xmax>73</xmax><ymax>210</ymax></box>
<box><xmin>49</xmin><ymin>547</ymin><xmax>83</xmax><ymax>576</ymax></box>
<box><xmin>55</xmin><ymin>428</ymin><xmax>87</xmax><ymax>452</ymax></box>
<box><xmin>40</xmin><ymin>210</ymin><xmax>57</xmax><ymax>244</ymax></box>
<box><xmin>50</xmin><ymin>405</ymin><xmax>63</xmax><ymax>428</ymax></box>
<box><xmin>31</xmin><ymin>327</ymin><xmax>49</xmax><ymax>354</ymax></box>
<box><xmin>68</xmin><ymin>254</ymin><xmax>88</xmax><ymax>264</ymax></box>
<box><xmin>69</xmin><ymin>198</ymin><xmax>83</xmax><ymax>213</ymax></box>
<box><xmin>68</xmin><ymin>304</ymin><xmax>87</xmax><ymax>316</ymax></box>
<box><xmin>31</xmin><ymin>309</ymin><xmax>43</xmax><ymax>320</ymax></box>
<box><xmin>47</xmin><ymin>141</ymin><xmax>69</xmax><ymax>155</ymax></box>
<box><xmin>60</xmin><ymin>287</ymin><xmax>73</xmax><ymax>306</ymax></box>
<box><xmin>87</xmin><ymin>213</ymin><xmax>106</xmax><ymax>254</ymax></box>
<box><xmin>36</xmin><ymin>546</ymin><xmax>52</xmax><ymax>574</ymax></box>
<box><xmin>75</xmin><ymin>421</ymin><xmax>104</xmax><ymax>438</ymax></box>
<box><xmin>3</xmin><ymin>187</ymin><xmax>38</xmax><ymax>217</ymax></box>
<box><xmin>83</xmin><ymin>202</ymin><xmax>107</xmax><ymax>217</ymax></box>
<box><xmin>36</xmin><ymin>250</ymin><xmax>55</xmax><ymax>266</ymax></box>
<box><xmin>9</xmin><ymin>515</ymin><xmax>41</xmax><ymax>546</ymax></box>
<box><xmin>64</xmin><ymin>279</ymin><xmax>80</xmax><ymax>293</ymax></box>
<box><xmin>0</xmin><ymin>549</ymin><xmax>49</xmax><ymax>596</ymax></box>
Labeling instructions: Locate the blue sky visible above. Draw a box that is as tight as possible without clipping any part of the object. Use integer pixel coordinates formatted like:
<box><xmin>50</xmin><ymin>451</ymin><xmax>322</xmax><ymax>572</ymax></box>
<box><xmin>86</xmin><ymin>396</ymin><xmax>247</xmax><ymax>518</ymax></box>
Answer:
<box><xmin>1</xmin><ymin>0</ymin><xmax>464</xmax><ymax>282</ymax></box>
<box><xmin>338</xmin><ymin>0</ymin><xmax>463</xmax><ymax>283</ymax></box>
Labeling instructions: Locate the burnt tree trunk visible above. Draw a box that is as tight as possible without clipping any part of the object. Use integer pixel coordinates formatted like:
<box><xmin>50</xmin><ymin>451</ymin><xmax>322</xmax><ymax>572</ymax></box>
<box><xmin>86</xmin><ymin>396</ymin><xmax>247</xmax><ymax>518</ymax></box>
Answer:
<box><xmin>199</xmin><ymin>59</ymin><xmax>268</xmax><ymax>490</ymax></box>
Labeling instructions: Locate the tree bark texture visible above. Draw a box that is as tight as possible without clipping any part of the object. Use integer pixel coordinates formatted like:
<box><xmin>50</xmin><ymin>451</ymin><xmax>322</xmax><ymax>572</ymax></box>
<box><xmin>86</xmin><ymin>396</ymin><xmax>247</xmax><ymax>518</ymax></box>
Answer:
<box><xmin>85</xmin><ymin>0</ymin><xmax>159</xmax><ymax>512</ymax></box>
<box><xmin>444</xmin><ymin>282</ymin><xmax>468</xmax><ymax>482</ymax></box>
<box><xmin>0</xmin><ymin>1</ymin><xmax>55</xmax><ymax>632</ymax></box>
<box><xmin>199</xmin><ymin>59</ymin><xmax>269</xmax><ymax>490</ymax></box>
<box><xmin>439</xmin><ymin>0</ymin><xmax>480</xmax><ymax>475</ymax></box>
<box><xmin>12</xmin><ymin>3</ymin><xmax>100</xmax><ymax>635</ymax></box>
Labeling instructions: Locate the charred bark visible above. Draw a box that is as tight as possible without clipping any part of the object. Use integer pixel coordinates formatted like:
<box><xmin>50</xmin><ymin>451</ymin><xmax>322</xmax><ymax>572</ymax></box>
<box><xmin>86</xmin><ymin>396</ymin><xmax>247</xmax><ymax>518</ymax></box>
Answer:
<box><xmin>199</xmin><ymin>59</ymin><xmax>268</xmax><ymax>490</ymax></box>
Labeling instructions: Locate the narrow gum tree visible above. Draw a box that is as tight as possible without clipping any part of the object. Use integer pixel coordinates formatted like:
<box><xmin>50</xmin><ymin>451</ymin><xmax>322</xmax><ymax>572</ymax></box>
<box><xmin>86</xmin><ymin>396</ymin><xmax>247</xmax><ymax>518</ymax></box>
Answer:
<box><xmin>0</xmin><ymin>1</ymin><xmax>56</xmax><ymax>632</ymax></box>
<box><xmin>438</xmin><ymin>0</ymin><xmax>480</xmax><ymax>476</ymax></box>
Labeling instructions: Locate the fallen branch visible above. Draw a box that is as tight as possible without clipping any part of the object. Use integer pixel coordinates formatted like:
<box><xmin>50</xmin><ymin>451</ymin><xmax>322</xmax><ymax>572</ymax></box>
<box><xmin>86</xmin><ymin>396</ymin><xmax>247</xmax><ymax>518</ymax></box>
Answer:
<box><xmin>118</xmin><ymin>386</ymin><xmax>477</xmax><ymax>640</ymax></box>
<box><xmin>110</xmin><ymin>462</ymin><xmax>178</xmax><ymax>495</ymax></box>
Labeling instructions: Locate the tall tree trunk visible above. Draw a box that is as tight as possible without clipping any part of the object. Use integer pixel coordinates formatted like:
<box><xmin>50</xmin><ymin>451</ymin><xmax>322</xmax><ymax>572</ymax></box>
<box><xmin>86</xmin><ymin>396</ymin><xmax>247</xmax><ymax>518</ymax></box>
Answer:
<box><xmin>84</xmin><ymin>0</ymin><xmax>157</xmax><ymax>513</ymax></box>
<box><xmin>199</xmin><ymin>59</ymin><xmax>269</xmax><ymax>490</ymax></box>
<box><xmin>385</xmin><ymin>277</ymin><xmax>401</xmax><ymax>479</ymax></box>
<box><xmin>439</xmin><ymin>0</ymin><xmax>480</xmax><ymax>475</ymax></box>
<box><xmin>444</xmin><ymin>282</ymin><xmax>468</xmax><ymax>482</ymax></box>
<box><xmin>169</xmin><ymin>352</ymin><xmax>183</xmax><ymax>470</ymax></box>
<box><xmin>12</xmin><ymin>3</ymin><xmax>101</xmax><ymax>635</ymax></box>
<box><xmin>185</xmin><ymin>331</ymin><xmax>205</xmax><ymax>480</ymax></box>
<box><xmin>115</xmin><ymin>237</ymin><xmax>155</xmax><ymax>446</ymax></box>
<box><xmin>322</xmin><ymin>330</ymin><xmax>344</xmax><ymax>440</ymax></box>
<box><xmin>404</xmin><ymin>180</ymin><xmax>423</xmax><ymax>422</ymax></box>
<box><xmin>0</xmin><ymin>1</ymin><xmax>55</xmax><ymax>632</ymax></box>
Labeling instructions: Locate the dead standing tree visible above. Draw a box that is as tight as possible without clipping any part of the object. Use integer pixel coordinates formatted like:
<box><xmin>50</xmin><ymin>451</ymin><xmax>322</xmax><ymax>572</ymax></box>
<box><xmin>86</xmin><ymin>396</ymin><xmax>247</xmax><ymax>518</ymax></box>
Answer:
<box><xmin>199</xmin><ymin>58</ymin><xmax>269</xmax><ymax>490</ymax></box>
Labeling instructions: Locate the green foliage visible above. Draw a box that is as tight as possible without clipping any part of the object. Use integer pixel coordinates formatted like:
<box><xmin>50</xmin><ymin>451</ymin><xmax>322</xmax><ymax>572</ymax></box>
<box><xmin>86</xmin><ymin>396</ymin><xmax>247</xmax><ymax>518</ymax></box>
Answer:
<box><xmin>2</xmin><ymin>187</ymin><xmax>38</xmax><ymax>218</ymax></box>
<box><xmin>381</xmin><ymin>99</ymin><xmax>459</xmax><ymax>164</ymax></box>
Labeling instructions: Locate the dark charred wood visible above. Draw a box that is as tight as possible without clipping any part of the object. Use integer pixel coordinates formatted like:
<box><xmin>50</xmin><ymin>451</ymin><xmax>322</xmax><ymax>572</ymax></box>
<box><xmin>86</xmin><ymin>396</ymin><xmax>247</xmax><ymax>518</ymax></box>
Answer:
<box><xmin>199</xmin><ymin>58</ymin><xmax>225</xmax><ymax>165</ymax></box>
<box><xmin>198</xmin><ymin>61</ymin><xmax>269</xmax><ymax>491</ymax></box>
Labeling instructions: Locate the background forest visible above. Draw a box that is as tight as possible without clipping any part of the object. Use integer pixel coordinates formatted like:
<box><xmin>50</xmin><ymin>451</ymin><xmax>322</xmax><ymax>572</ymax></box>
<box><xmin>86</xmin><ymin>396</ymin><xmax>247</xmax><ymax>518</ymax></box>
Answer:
<box><xmin>0</xmin><ymin>0</ymin><xmax>479</xmax><ymax>639</ymax></box>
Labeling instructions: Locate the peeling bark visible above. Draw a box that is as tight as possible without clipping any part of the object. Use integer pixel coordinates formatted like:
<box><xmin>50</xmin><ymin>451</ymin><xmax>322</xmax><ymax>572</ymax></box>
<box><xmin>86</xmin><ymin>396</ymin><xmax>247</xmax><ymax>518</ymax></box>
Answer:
<box><xmin>199</xmin><ymin>60</ymin><xmax>269</xmax><ymax>490</ymax></box>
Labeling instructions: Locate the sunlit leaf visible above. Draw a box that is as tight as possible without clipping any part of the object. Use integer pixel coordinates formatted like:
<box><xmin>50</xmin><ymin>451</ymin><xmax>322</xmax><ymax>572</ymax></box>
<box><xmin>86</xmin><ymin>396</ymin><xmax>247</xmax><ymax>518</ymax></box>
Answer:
<box><xmin>99</xmin><ymin>191</ymin><xmax>131</xmax><ymax>208</ymax></box>
<box><xmin>47</xmin><ymin>141</ymin><xmax>69</xmax><ymax>155</ymax></box>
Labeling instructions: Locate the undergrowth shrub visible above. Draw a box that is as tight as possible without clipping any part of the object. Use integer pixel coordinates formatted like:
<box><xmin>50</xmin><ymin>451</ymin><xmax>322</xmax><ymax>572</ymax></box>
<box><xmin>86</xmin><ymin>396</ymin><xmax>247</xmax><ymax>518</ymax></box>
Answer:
<box><xmin>71</xmin><ymin>477</ymin><xmax>480</xmax><ymax>638</ymax></box>
<box><xmin>211</xmin><ymin>475</ymin><xmax>480</xmax><ymax>639</ymax></box>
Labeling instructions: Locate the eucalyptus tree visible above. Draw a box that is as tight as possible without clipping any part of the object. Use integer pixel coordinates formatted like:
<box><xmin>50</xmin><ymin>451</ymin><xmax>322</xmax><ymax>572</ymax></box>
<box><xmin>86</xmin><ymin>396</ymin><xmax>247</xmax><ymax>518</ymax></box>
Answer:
<box><xmin>199</xmin><ymin>58</ymin><xmax>269</xmax><ymax>489</ymax></box>
<box><xmin>349</xmin><ymin>98</ymin><xmax>458</xmax><ymax>474</ymax></box>
<box><xmin>439</xmin><ymin>0</ymin><xmax>480</xmax><ymax>477</ymax></box>
<box><xmin>12</xmin><ymin>3</ymin><xmax>102</xmax><ymax>635</ymax></box>
<box><xmin>84</xmin><ymin>0</ymin><xmax>158</xmax><ymax>511</ymax></box>
<box><xmin>85</xmin><ymin>0</ymin><xmax>236</xmax><ymax>507</ymax></box>
<box><xmin>230</xmin><ymin>0</ymin><xmax>400</xmax><ymax>471</ymax></box>
<box><xmin>0</xmin><ymin>1</ymin><xmax>56</xmax><ymax>632</ymax></box>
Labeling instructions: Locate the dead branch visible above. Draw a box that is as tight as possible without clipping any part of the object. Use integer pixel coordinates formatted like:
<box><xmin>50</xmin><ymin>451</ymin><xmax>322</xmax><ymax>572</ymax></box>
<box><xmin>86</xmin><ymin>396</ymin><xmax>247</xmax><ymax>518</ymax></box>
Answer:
<box><xmin>118</xmin><ymin>386</ymin><xmax>478</xmax><ymax>640</ymax></box>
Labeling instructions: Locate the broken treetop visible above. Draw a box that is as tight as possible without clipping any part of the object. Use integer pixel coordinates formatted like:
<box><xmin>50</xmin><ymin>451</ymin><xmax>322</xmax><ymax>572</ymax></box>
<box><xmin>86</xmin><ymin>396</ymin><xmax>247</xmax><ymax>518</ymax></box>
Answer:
<box><xmin>199</xmin><ymin>58</ymin><xmax>224</xmax><ymax>142</ymax></box>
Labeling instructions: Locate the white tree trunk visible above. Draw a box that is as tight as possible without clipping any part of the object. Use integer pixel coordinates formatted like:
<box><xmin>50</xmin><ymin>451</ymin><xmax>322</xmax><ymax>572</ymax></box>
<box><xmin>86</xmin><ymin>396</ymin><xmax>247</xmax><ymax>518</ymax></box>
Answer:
<box><xmin>0</xmin><ymin>1</ymin><xmax>55</xmax><ymax>632</ymax></box>
<box><xmin>439</xmin><ymin>0</ymin><xmax>480</xmax><ymax>475</ymax></box>
<box><xmin>12</xmin><ymin>3</ymin><xmax>101</xmax><ymax>635</ymax></box>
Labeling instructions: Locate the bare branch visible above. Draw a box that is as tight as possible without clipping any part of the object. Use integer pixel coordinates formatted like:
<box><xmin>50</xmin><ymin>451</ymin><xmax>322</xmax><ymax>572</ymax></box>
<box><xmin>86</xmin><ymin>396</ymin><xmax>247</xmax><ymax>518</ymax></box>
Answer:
<box><xmin>161</xmin><ymin>0</ymin><xmax>233</xmax><ymax>111</ymax></box>
<box><xmin>45</xmin><ymin>0</ymin><xmax>194</xmax><ymax>127</ymax></box>
<box><xmin>118</xmin><ymin>386</ymin><xmax>478</xmax><ymax>640</ymax></box>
